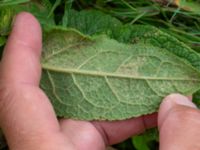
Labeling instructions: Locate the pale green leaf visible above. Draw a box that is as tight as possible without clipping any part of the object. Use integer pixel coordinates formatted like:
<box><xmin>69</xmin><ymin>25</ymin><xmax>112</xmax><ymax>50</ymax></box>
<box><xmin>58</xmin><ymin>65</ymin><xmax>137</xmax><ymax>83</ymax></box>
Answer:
<box><xmin>41</xmin><ymin>28</ymin><xmax>200</xmax><ymax>120</ymax></box>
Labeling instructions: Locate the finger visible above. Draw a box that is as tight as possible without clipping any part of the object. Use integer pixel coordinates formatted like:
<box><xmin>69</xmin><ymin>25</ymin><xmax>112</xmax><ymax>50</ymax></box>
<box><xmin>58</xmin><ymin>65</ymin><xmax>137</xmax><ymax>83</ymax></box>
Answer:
<box><xmin>0</xmin><ymin>13</ymin><xmax>62</xmax><ymax>149</ymax></box>
<box><xmin>59</xmin><ymin>119</ymin><xmax>106</xmax><ymax>150</ymax></box>
<box><xmin>93</xmin><ymin>113</ymin><xmax>157</xmax><ymax>145</ymax></box>
<box><xmin>59</xmin><ymin>113</ymin><xmax>157</xmax><ymax>149</ymax></box>
<box><xmin>158</xmin><ymin>94</ymin><xmax>200</xmax><ymax>150</ymax></box>
<box><xmin>1</xmin><ymin>12</ymin><xmax>42</xmax><ymax>85</ymax></box>
<box><xmin>187</xmin><ymin>95</ymin><xmax>192</xmax><ymax>101</ymax></box>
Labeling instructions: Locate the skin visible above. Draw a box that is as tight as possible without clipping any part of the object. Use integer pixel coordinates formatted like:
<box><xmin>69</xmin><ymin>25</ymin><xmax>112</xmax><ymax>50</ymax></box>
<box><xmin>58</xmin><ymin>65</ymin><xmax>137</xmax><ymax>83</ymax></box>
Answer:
<box><xmin>0</xmin><ymin>12</ymin><xmax>200</xmax><ymax>150</ymax></box>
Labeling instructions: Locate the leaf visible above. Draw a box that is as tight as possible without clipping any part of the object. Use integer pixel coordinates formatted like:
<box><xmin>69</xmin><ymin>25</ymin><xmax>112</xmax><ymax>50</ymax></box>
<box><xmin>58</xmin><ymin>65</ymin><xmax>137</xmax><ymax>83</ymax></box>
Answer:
<box><xmin>64</xmin><ymin>9</ymin><xmax>122</xmax><ymax>35</ymax></box>
<box><xmin>174</xmin><ymin>0</ymin><xmax>200</xmax><ymax>14</ymax></box>
<box><xmin>62</xmin><ymin>9</ymin><xmax>200</xmax><ymax>71</ymax></box>
<box><xmin>62</xmin><ymin>0</ymin><xmax>73</xmax><ymax>27</ymax></box>
<box><xmin>47</xmin><ymin>0</ymin><xmax>61</xmax><ymax>18</ymax></box>
<box><xmin>0</xmin><ymin>0</ymin><xmax>30</xmax><ymax>7</ymax></box>
<box><xmin>132</xmin><ymin>128</ymin><xmax>158</xmax><ymax>150</ymax></box>
<box><xmin>193</xmin><ymin>89</ymin><xmax>200</xmax><ymax>108</ymax></box>
<box><xmin>0</xmin><ymin>6</ymin><xmax>15</xmax><ymax>36</ymax></box>
<box><xmin>41</xmin><ymin>28</ymin><xmax>200</xmax><ymax>120</ymax></box>
<box><xmin>0</xmin><ymin>37</ymin><xmax>6</xmax><ymax>47</ymax></box>
<box><xmin>133</xmin><ymin>137</ymin><xmax>150</xmax><ymax>150</ymax></box>
<box><xmin>111</xmin><ymin>24</ymin><xmax>200</xmax><ymax>71</ymax></box>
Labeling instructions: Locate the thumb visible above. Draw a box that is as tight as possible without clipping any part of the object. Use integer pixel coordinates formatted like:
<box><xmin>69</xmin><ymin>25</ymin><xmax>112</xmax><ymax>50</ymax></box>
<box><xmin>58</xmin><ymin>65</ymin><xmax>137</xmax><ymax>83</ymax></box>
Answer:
<box><xmin>158</xmin><ymin>94</ymin><xmax>200</xmax><ymax>150</ymax></box>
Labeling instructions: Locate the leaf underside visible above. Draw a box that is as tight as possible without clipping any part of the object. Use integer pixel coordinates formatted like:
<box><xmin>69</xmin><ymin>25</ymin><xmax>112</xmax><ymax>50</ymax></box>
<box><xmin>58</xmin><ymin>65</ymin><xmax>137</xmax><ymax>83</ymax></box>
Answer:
<box><xmin>41</xmin><ymin>28</ymin><xmax>200</xmax><ymax>120</ymax></box>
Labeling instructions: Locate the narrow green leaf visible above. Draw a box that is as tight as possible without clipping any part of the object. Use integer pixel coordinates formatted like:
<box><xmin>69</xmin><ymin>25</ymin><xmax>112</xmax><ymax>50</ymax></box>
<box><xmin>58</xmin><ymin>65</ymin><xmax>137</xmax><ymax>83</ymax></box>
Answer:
<box><xmin>47</xmin><ymin>0</ymin><xmax>61</xmax><ymax>18</ymax></box>
<box><xmin>0</xmin><ymin>0</ymin><xmax>30</xmax><ymax>7</ymax></box>
<box><xmin>62</xmin><ymin>0</ymin><xmax>73</xmax><ymax>27</ymax></box>
<box><xmin>41</xmin><ymin>28</ymin><xmax>200</xmax><ymax>120</ymax></box>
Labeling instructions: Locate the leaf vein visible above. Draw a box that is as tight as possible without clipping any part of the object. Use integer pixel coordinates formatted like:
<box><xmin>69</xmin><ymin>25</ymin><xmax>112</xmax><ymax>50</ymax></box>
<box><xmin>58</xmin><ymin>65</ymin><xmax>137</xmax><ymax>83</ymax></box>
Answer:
<box><xmin>115</xmin><ymin>55</ymin><xmax>133</xmax><ymax>72</ymax></box>
<box><xmin>46</xmin><ymin>71</ymin><xmax>70</xmax><ymax>106</ymax></box>
<box><xmin>71</xmin><ymin>74</ymin><xmax>107</xmax><ymax>108</ymax></box>
<box><xmin>145</xmin><ymin>79</ymin><xmax>164</xmax><ymax>97</ymax></box>
<box><xmin>43</xmin><ymin>65</ymin><xmax>200</xmax><ymax>82</ymax></box>
<box><xmin>43</xmin><ymin>42</ymin><xmax>86</xmax><ymax>62</ymax></box>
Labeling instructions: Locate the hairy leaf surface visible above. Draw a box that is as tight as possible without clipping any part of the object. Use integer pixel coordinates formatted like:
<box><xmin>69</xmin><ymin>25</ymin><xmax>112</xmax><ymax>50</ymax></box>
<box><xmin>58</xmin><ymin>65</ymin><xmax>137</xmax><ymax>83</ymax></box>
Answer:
<box><xmin>41</xmin><ymin>28</ymin><xmax>200</xmax><ymax>120</ymax></box>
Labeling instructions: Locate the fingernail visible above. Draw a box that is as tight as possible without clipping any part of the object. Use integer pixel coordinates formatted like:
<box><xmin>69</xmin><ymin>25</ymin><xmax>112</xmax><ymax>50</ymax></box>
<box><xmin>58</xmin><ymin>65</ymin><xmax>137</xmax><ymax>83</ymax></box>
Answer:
<box><xmin>158</xmin><ymin>93</ymin><xmax>197</xmax><ymax>129</ymax></box>
<box><xmin>163</xmin><ymin>93</ymin><xmax>196</xmax><ymax>109</ymax></box>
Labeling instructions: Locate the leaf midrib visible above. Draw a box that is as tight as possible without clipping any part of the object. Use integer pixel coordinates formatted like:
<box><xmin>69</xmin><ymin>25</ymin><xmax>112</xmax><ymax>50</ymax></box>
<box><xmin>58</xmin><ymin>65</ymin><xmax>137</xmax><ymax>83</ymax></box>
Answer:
<box><xmin>42</xmin><ymin>64</ymin><xmax>200</xmax><ymax>81</ymax></box>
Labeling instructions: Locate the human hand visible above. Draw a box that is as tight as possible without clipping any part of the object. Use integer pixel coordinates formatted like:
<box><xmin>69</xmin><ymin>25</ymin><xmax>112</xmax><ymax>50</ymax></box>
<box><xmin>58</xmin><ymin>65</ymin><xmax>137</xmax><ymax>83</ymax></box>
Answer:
<box><xmin>0</xmin><ymin>12</ymin><xmax>157</xmax><ymax>150</ymax></box>
<box><xmin>158</xmin><ymin>94</ymin><xmax>200</xmax><ymax>149</ymax></box>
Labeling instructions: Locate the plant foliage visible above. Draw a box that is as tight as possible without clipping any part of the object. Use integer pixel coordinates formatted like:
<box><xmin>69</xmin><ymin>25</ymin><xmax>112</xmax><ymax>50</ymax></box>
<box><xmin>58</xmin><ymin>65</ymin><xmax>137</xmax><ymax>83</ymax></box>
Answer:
<box><xmin>1</xmin><ymin>0</ymin><xmax>200</xmax><ymax>149</ymax></box>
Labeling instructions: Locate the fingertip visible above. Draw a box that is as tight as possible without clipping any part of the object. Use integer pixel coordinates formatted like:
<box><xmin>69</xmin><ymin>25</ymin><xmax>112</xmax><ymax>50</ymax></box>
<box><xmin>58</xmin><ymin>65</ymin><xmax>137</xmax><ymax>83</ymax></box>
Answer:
<box><xmin>158</xmin><ymin>93</ymin><xmax>196</xmax><ymax>129</ymax></box>
<box><xmin>158</xmin><ymin>94</ymin><xmax>200</xmax><ymax>149</ymax></box>
<box><xmin>13</xmin><ymin>12</ymin><xmax>39</xmax><ymax>25</ymax></box>
<box><xmin>10</xmin><ymin>12</ymin><xmax>42</xmax><ymax>52</ymax></box>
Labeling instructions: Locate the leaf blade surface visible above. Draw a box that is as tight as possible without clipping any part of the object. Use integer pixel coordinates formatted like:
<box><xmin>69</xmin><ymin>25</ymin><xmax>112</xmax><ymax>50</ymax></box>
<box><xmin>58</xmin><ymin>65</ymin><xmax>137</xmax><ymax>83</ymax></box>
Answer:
<box><xmin>41</xmin><ymin>28</ymin><xmax>200</xmax><ymax>120</ymax></box>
